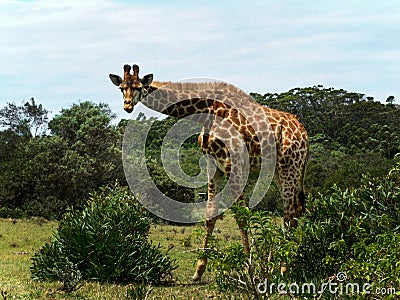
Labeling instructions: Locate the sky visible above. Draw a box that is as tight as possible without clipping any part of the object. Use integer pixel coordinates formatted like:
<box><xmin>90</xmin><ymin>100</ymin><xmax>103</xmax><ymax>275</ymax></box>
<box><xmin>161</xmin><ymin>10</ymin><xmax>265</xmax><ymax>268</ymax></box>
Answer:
<box><xmin>0</xmin><ymin>0</ymin><xmax>399</xmax><ymax>121</ymax></box>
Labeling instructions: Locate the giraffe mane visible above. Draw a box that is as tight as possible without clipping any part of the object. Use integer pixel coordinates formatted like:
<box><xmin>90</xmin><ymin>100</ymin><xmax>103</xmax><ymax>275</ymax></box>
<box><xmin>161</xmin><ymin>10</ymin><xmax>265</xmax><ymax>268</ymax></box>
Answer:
<box><xmin>150</xmin><ymin>81</ymin><xmax>172</xmax><ymax>88</ymax></box>
<box><xmin>150</xmin><ymin>81</ymin><xmax>253</xmax><ymax>101</ymax></box>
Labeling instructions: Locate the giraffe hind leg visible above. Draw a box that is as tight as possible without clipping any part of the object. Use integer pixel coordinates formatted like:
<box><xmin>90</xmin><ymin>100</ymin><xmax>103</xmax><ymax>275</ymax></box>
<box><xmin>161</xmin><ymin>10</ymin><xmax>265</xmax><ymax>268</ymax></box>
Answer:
<box><xmin>277</xmin><ymin>167</ymin><xmax>304</xmax><ymax>227</ymax></box>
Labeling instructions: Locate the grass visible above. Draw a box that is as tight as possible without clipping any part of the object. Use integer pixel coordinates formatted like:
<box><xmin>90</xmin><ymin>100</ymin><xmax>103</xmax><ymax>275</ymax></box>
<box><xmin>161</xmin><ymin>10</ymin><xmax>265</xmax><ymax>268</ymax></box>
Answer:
<box><xmin>0</xmin><ymin>213</ymin><xmax>249</xmax><ymax>299</ymax></box>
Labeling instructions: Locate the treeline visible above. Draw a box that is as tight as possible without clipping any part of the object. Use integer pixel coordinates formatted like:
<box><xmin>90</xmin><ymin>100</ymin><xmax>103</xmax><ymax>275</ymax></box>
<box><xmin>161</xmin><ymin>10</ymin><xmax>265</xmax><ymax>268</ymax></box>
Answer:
<box><xmin>0</xmin><ymin>99</ymin><xmax>125</xmax><ymax>218</ymax></box>
<box><xmin>251</xmin><ymin>86</ymin><xmax>400</xmax><ymax>158</ymax></box>
<box><xmin>0</xmin><ymin>86</ymin><xmax>399</xmax><ymax>219</ymax></box>
<box><xmin>252</xmin><ymin>86</ymin><xmax>399</xmax><ymax>198</ymax></box>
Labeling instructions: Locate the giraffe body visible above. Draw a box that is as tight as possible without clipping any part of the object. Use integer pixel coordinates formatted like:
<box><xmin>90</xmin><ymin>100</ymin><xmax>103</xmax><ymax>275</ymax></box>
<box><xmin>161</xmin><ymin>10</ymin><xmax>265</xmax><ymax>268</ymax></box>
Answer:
<box><xmin>110</xmin><ymin>65</ymin><xmax>309</xmax><ymax>281</ymax></box>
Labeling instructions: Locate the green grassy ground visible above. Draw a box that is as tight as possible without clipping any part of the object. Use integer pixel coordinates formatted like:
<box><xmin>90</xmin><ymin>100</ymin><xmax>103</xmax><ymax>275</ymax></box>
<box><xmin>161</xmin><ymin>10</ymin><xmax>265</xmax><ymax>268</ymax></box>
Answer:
<box><xmin>0</xmin><ymin>214</ymin><xmax>248</xmax><ymax>299</ymax></box>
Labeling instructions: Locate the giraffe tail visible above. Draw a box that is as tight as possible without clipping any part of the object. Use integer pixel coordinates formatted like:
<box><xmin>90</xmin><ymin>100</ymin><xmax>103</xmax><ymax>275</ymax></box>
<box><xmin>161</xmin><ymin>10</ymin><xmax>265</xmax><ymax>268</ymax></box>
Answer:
<box><xmin>299</xmin><ymin>190</ymin><xmax>306</xmax><ymax>213</ymax></box>
<box><xmin>299</xmin><ymin>147</ymin><xmax>309</xmax><ymax>213</ymax></box>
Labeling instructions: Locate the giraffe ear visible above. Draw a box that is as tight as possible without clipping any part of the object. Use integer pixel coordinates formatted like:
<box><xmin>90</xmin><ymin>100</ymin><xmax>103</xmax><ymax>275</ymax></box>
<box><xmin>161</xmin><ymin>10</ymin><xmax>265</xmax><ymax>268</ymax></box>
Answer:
<box><xmin>141</xmin><ymin>74</ymin><xmax>153</xmax><ymax>86</ymax></box>
<box><xmin>109</xmin><ymin>74</ymin><xmax>122</xmax><ymax>86</ymax></box>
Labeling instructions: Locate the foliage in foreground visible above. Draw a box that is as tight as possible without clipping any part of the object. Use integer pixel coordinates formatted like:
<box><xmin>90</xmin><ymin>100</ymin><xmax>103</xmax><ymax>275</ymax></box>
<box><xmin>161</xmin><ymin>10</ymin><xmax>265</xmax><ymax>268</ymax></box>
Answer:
<box><xmin>31</xmin><ymin>184</ymin><xmax>177</xmax><ymax>287</ymax></box>
<box><xmin>209</xmin><ymin>160</ymin><xmax>400</xmax><ymax>299</ymax></box>
<box><xmin>208</xmin><ymin>209</ymin><xmax>296</xmax><ymax>299</ymax></box>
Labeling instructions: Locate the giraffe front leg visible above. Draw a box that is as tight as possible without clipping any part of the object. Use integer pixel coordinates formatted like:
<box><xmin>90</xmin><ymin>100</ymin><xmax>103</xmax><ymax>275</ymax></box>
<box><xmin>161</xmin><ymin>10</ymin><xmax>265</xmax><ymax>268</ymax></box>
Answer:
<box><xmin>192</xmin><ymin>217</ymin><xmax>217</xmax><ymax>281</ymax></box>
<box><xmin>192</xmin><ymin>169</ymin><xmax>224</xmax><ymax>282</ymax></box>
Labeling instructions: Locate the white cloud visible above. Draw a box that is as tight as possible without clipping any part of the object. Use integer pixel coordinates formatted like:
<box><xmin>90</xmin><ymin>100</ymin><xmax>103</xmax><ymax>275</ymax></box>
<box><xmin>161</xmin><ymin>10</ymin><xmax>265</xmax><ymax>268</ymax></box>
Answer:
<box><xmin>0</xmin><ymin>0</ymin><xmax>224</xmax><ymax>116</ymax></box>
<box><xmin>0</xmin><ymin>0</ymin><xmax>399</xmax><ymax>119</ymax></box>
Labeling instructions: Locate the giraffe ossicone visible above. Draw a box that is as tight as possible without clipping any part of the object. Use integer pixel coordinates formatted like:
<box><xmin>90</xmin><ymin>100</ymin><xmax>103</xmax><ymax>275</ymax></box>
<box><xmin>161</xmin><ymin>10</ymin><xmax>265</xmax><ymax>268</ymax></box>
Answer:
<box><xmin>110</xmin><ymin>64</ymin><xmax>309</xmax><ymax>281</ymax></box>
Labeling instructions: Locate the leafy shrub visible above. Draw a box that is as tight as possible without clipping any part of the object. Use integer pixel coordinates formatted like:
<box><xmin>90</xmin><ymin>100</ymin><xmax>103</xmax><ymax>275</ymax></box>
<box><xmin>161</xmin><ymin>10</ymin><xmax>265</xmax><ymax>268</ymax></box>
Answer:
<box><xmin>53</xmin><ymin>258</ymin><xmax>82</xmax><ymax>293</ymax></box>
<box><xmin>31</xmin><ymin>184</ymin><xmax>177</xmax><ymax>285</ymax></box>
<box><xmin>208</xmin><ymin>207</ymin><xmax>300</xmax><ymax>299</ymax></box>
<box><xmin>208</xmin><ymin>161</ymin><xmax>400</xmax><ymax>299</ymax></box>
<box><xmin>294</xmin><ymin>162</ymin><xmax>400</xmax><ymax>283</ymax></box>
<box><xmin>341</xmin><ymin>231</ymin><xmax>400</xmax><ymax>290</ymax></box>
<box><xmin>338</xmin><ymin>160</ymin><xmax>400</xmax><ymax>294</ymax></box>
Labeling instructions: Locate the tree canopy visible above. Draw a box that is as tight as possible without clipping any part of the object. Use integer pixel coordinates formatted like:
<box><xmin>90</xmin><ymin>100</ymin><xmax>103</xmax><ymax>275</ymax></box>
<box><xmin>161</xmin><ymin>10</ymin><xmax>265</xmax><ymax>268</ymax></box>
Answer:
<box><xmin>251</xmin><ymin>86</ymin><xmax>400</xmax><ymax>158</ymax></box>
<box><xmin>0</xmin><ymin>86</ymin><xmax>399</xmax><ymax>218</ymax></box>
<box><xmin>0</xmin><ymin>98</ymin><xmax>48</xmax><ymax>138</ymax></box>
<box><xmin>0</xmin><ymin>101</ymin><xmax>124</xmax><ymax>218</ymax></box>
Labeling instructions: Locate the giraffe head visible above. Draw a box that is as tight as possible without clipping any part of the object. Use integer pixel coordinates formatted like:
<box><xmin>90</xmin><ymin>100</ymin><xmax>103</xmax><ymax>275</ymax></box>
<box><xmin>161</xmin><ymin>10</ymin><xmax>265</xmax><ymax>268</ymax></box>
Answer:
<box><xmin>109</xmin><ymin>64</ymin><xmax>153</xmax><ymax>113</ymax></box>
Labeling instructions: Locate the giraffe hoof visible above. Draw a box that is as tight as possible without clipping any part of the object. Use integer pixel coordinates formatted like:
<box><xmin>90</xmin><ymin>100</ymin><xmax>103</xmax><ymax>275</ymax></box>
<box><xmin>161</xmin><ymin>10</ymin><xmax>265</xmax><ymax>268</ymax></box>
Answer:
<box><xmin>192</xmin><ymin>269</ymin><xmax>204</xmax><ymax>282</ymax></box>
<box><xmin>192</xmin><ymin>259</ymin><xmax>207</xmax><ymax>282</ymax></box>
<box><xmin>280</xmin><ymin>263</ymin><xmax>288</xmax><ymax>276</ymax></box>
<box><xmin>192</xmin><ymin>273</ymin><xmax>201</xmax><ymax>282</ymax></box>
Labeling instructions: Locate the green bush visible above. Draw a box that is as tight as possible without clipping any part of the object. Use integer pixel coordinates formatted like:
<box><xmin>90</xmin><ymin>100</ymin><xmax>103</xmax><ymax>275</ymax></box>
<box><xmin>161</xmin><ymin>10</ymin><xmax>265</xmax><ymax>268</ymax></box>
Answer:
<box><xmin>294</xmin><ymin>163</ymin><xmax>400</xmax><ymax>283</ymax></box>
<box><xmin>208</xmin><ymin>161</ymin><xmax>400</xmax><ymax>299</ymax></box>
<box><xmin>341</xmin><ymin>231</ymin><xmax>400</xmax><ymax>290</ymax></box>
<box><xmin>208</xmin><ymin>207</ymin><xmax>300</xmax><ymax>299</ymax></box>
<box><xmin>31</xmin><ymin>184</ymin><xmax>177</xmax><ymax>285</ymax></box>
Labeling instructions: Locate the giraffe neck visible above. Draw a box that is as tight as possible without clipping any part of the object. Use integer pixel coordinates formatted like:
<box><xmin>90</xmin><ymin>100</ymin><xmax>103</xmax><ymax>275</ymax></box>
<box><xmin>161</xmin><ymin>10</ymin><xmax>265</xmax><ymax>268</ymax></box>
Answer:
<box><xmin>141</xmin><ymin>81</ymin><xmax>254</xmax><ymax>118</ymax></box>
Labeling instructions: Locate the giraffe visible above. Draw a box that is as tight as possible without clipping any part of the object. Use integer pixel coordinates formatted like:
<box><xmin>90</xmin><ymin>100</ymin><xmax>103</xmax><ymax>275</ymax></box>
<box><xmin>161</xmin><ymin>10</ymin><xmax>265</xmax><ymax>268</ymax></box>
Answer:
<box><xmin>109</xmin><ymin>64</ymin><xmax>309</xmax><ymax>281</ymax></box>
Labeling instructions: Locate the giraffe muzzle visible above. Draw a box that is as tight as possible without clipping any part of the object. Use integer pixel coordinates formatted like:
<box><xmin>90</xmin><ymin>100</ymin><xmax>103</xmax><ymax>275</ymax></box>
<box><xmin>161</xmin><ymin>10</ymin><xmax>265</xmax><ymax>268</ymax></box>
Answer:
<box><xmin>124</xmin><ymin>101</ymin><xmax>134</xmax><ymax>113</ymax></box>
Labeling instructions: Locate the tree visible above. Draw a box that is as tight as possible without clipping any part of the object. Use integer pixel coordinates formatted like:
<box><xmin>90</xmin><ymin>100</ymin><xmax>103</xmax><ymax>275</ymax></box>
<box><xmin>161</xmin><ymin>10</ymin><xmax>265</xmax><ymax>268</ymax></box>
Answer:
<box><xmin>0</xmin><ymin>99</ymin><xmax>49</xmax><ymax>216</ymax></box>
<box><xmin>0</xmin><ymin>101</ymin><xmax>125</xmax><ymax>219</ymax></box>
<box><xmin>49</xmin><ymin>102</ymin><xmax>116</xmax><ymax>149</ymax></box>
<box><xmin>252</xmin><ymin>86</ymin><xmax>400</xmax><ymax>159</ymax></box>
<box><xmin>49</xmin><ymin>101</ymin><xmax>124</xmax><ymax>183</ymax></box>
<box><xmin>0</xmin><ymin>98</ymin><xmax>49</xmax><ymax>138</ymax></box>
<box><xmin>386</xmin><ymin>95</ymin><xmax>395</xmax><ymax>106</ymax></box>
